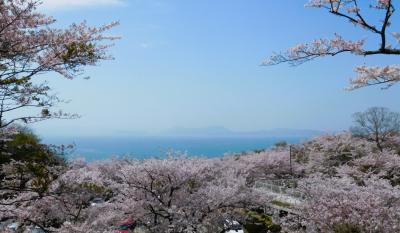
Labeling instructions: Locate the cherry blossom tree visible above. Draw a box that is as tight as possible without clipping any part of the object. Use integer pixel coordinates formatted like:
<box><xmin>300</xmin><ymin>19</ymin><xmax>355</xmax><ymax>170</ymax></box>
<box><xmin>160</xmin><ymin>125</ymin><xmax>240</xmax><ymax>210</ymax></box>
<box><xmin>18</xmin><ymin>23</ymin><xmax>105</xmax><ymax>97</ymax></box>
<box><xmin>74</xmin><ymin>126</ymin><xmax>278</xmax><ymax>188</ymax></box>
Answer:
<box><xmin>298</xmin><ymin>175</ymin><xmax>400</xmax><ymax>233</ymax></box>
<box><xmin>291</xmin><ymin>133</ymin><xmax>376</xmax><ymax>175</ymax></box>
<box><xmin>337</xmin><ymin>150</ymin><xmax>400</xmax><ymax>186</ymax></box>
<box><xmin>0</xmin><ymin>0</ymin><xmax>118</xmax><ymax>230</ymax></box>
<box><xmin>1</xmin><ymin>156</ymin><xmax>272</xmax><ymax>232</ymax></box>
<box><xmin>0</xmin><ymin>0</ymin><xmax>118</xmax><ymax>129</ymax></box>
<box><xmin>101</xmin><ymin>157</ymin><xmax>268</xmax><ymax>233</ymax></box>
<box><xmin>264</xmin><ymin>0</ymin><xmax>400</xmax><ymax>90</ymax></box>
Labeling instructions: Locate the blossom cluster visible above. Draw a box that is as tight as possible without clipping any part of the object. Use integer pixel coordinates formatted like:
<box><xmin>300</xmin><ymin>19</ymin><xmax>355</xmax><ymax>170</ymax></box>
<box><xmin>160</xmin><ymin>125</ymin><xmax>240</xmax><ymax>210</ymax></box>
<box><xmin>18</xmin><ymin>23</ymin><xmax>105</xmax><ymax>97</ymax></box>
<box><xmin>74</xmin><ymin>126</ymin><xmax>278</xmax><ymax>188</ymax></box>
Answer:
<box><xmin>266</xmin><ymin>0</ymin><xmax>400</xmax><ymax>90</ymax></box>
<box><xmin>263</xmin><ymin>34</ymin><xmax>365</xmax><ymax>66</ymax></box>
<box><xmin>349</xmin><ymin>65</ymin><xmax>400</xmax><ymax>90</ymax></box>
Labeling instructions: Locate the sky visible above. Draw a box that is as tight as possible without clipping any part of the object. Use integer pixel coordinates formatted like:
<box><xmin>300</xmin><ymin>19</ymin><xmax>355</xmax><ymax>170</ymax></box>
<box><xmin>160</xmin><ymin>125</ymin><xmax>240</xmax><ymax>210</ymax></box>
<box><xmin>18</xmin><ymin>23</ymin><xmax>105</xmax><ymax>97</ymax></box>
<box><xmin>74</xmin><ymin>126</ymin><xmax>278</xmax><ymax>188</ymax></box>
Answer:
<box><xmin>31</xmin><ymin>0</ymin><xmax>400</xmax><ymax>137</ymax></box>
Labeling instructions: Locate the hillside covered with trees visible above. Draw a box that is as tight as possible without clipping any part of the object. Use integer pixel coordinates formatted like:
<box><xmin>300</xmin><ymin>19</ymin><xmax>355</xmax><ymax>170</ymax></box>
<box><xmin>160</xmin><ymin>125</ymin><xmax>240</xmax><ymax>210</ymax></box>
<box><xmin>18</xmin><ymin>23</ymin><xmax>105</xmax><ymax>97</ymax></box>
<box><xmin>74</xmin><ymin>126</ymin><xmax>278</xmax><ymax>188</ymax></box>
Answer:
<box><xmin>1</xmin><ymin>0</ymin><xmax>400</xmax><ymax>232</ymax></box>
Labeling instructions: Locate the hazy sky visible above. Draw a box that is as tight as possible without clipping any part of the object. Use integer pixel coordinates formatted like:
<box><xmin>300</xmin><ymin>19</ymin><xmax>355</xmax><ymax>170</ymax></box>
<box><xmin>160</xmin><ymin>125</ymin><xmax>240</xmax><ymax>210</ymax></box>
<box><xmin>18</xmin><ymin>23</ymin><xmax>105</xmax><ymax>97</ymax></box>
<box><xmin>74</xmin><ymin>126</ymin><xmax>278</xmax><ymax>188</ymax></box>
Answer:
<box><xmin>33</xmin><ymin>0</ymin><xmax>400</xmax><ymax>137</ymax></box>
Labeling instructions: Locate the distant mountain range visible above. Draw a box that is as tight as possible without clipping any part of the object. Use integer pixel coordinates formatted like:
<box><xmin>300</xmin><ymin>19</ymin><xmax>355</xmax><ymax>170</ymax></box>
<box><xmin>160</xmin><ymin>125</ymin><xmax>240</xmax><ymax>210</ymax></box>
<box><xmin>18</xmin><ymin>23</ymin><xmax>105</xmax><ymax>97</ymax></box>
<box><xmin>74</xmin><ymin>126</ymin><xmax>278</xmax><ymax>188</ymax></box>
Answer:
<box><xmin>160</xmin><ymin>127</ymin><xmax>325</xmax><ymax>138</ymax></box>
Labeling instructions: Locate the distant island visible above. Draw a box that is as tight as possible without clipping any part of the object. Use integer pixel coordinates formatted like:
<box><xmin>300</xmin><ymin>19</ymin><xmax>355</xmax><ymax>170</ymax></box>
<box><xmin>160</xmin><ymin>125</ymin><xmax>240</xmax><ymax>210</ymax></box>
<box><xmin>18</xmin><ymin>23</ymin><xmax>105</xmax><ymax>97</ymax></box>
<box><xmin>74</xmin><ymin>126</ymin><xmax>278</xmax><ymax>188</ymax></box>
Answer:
<box><xmin>159</xmin><ymin>126</ymin><xmax>325</xmax><ymax>138</ymax></box>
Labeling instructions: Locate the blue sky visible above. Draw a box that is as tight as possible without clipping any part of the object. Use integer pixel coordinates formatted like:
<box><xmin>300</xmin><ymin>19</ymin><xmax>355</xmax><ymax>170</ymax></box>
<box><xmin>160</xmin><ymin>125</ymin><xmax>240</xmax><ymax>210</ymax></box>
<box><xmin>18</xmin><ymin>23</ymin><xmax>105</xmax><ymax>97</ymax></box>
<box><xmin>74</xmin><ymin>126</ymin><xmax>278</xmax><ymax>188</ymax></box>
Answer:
<box><xmin>33</xmin><ymin>0</ymin><xmax>400</xmax><ymax>137</ymax></box>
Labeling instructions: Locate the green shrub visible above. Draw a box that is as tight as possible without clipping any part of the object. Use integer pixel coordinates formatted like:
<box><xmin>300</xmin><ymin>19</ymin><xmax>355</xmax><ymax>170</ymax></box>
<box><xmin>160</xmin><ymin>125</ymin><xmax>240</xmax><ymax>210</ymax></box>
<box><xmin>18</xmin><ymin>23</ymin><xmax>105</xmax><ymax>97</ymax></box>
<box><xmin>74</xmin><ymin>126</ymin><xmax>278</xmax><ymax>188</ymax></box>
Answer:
<box><xmin>1</xmin><ymin>130</ymin><xmax>66</xmax><ymax>166</ymax></box>
<box><xmin>0</xmin><ymin>129</ymin><xmax>67</xmax><ymax>193</ymax></box>
<box><xmin>292</xmin><ymin>147</ymin><xmax>309</xmax><ymax>164</ymax></box>
<box><xmin>333</xmin><ymin>223</ymin><xmax>362</xmax><ymax>233</ymax></box>
<box><xmin>253</xmin><ymin>149</ymin><xmax>266</xmax><ymax>154</ymax></box>
<box><xmin>271</xmin><ymin>200</ymin><xmax>291</xmax><ymax>208</ymax></box>
<box><xmin>274</xmin><ymin>141</ymin><xmax>288</xmax><ymax>148</ymax></box>
<box><xmin>244</xmin><ymin>211</ymin><xmax>281</xmax><ymax>233</ymax></box>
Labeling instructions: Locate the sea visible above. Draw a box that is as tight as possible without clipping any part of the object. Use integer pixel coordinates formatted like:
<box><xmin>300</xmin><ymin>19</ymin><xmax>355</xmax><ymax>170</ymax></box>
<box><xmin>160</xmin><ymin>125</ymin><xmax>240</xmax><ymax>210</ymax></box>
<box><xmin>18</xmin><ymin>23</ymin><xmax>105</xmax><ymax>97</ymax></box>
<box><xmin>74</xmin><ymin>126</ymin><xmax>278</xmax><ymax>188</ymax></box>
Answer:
<box><xmin>43</xmin><ymin>136</ymin><xmax>308</xmax><ymax>162</ymax></box>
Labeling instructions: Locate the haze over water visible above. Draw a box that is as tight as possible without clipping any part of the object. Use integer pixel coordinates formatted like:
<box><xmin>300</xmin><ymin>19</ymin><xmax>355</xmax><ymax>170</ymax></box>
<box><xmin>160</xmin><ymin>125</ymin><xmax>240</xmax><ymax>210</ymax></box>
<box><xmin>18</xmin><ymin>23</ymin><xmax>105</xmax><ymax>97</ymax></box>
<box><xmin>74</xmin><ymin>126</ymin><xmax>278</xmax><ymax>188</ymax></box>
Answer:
<box><xmin>45</xmin><ymin>136</ymin><xmax>308</xmax><ymax>161</ymax></box>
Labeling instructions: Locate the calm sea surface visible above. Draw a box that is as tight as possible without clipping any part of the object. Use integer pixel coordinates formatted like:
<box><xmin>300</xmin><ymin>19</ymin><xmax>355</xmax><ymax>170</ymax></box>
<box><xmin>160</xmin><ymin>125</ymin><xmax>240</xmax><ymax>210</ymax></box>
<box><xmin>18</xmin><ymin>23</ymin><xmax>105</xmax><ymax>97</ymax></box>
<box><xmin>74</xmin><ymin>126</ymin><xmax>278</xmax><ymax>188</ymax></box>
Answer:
<box><xmin>44</xmin><ymin>136</ymin><xmax>307</xmax><ymax>162</ymax></box>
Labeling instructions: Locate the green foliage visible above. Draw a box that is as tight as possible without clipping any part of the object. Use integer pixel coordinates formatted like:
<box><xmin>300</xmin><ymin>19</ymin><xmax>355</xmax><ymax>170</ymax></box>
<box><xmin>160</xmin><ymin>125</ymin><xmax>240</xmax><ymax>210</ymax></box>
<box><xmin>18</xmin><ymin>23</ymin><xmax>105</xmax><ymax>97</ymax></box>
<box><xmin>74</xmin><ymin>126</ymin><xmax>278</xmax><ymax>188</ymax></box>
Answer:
<box><xmin>1</xmin><ymin>130</ymin><xmax>65</xmax><ymax>166</ymax></box>
<box><xmin>244</xmin><ymin>211</ymin><xmax>281</xmax><ymax>233</ymax></box>
<box><xmin>41</xmin><ymin>108</ymin><xmax>50</xmax><ymax>117</ymax></box>
<box><xmin>187</xmin><ymin>178</ymin><xmax>199</xmax><ymax>191</ymax></box>
<box><xmin>274</xmin><ymin>141</ymin><xmax>288</xmax><ymax>148</ymax></box>
<box><xmin>80</xmin><ymin>182</ymin><xmax>110</xmax><ymax>194</ymax></box>
<box><xmin>271</xmin><ymin>200</ymin><xmax>291</xmax><ymax>208</ymax></box>
<box><xmin>383</xmin><ymin>169</ymin><xmax>400</xmax><ymax>187</ymax></box>
<box><xmin>326</xmin><ymin>152</ymin><xmax>354</xmax><ymax>167</ymax></box>
<box><xmin>0</xmin><ymin>129</ymin><xmax>67</xmax><ymax>193</ymax></box>
<box><xmin>292</xmin><ymin>147</ymin><xmax>309</xmax><ymax>164</ymax></box>
<box><xmin>333</xmin><ymin>223</ymin><xmax>362</xmax><ymax>233</ymax></box>
<box><xmin>62</xmin><ymin>42</ymin><xmax>96</xmax><ymax>66</ymax></box>
<box><xmin>0</xmin><ymin>76</ymin><xmax>30</xmax><ymax>85</ymax></box>
<box><xmin>253</xmin><ymin>149</ymin><xmax>266</xmax><ymax>154</ymax></box>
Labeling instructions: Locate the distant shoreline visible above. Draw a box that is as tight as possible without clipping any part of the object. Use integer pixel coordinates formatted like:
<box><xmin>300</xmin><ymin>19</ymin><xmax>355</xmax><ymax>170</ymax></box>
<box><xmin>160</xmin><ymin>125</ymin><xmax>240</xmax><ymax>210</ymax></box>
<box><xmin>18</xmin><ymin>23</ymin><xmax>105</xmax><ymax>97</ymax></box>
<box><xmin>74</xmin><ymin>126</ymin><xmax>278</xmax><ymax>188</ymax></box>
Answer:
<box><xmin>43</xmin><ymin>135</ymin><xmax>310</xmax><ymax>162</ymax></box>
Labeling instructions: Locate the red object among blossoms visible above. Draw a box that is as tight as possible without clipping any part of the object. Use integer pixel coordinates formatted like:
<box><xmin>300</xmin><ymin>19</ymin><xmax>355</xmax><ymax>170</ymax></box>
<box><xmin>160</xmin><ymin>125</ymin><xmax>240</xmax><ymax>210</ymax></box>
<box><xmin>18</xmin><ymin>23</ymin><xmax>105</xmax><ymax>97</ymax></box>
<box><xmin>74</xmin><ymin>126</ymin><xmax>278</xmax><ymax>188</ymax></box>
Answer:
<box><xmin>118</xmin><ymin>217</ymin><xmax>136</xmax><ymax>233</ymax></box>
